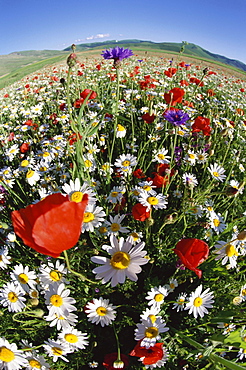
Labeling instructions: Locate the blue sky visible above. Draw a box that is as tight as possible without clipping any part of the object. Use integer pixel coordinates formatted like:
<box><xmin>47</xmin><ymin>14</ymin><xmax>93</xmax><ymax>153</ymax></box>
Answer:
<box><xmin>1</xmin><ymin>0</ymin><xmax>246</xmax><ymax>63</ymax></box>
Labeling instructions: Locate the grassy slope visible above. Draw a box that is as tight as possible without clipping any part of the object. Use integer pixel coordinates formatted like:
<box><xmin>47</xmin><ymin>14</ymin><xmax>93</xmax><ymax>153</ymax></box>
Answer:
<box><xmin>0</xmin><ymin>54</ymin><xmax>66</xmax><ymax>89</ymax></box>
<box><xmin>0</xmin><ymin>45</ymin><xmax>245</xmax><ymax>90</ymax></box>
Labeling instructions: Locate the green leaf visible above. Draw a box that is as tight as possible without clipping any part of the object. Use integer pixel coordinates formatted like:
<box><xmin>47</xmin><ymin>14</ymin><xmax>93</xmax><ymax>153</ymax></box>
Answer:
<box><xmin>224</xmin><ymin>328</ymin><xmax>246</xmax><ymax>349</ymax></box>
<box><xmin>210</xmin><ymin>353</ymin><xmax>246</xmax><ymax>370</ymax></box>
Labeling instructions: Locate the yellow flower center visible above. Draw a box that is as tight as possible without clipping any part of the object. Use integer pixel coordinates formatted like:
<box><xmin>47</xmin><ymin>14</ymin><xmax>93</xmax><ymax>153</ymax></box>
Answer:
<box><xmin>149</xmin><ymin>314</ymin><xmax>156</xmax><ymax>323</ymax></box>
<box><xmin>49</xmin><ymin>270</ymin><xmax>62</xmax><ymax>282</ymax></box>
<box><xmin>52</xmin><ymin>347</ymin><xmax>63</xmax><ymax>356</ymax></box>
<box><xmin>226</xmin><ymin>244</ymin><xmax>238</xmax><ymax>257</ymax></box>
<box><xmin>8</xmin><ymin>292</ymin><xmax>18</xmax><ymax>303</ymax></box>
<box><xmin>110</xmin><ymin>251</ymin><xmax>130</xmax><ymax>270</ymax></box>
<box><xmin>111</xmin><ymin>191</ymin><xmax>119</xmax><ymax>197</ymax></box>
<box><xmin>213</xmin><ymin>219</ymin><xmax>220</xmax><ymax>227</ymax></box>
<box><xmin>26</xmin><ymin>170</ymin><xmax>35</xmax><ymax>178</ymax></box>
<box><xmin>43</xmin><ymin>152</ymin><xmax>50</xmax><ymax>157</ymax></box>
<box><xmin>157</xmin><ymin>154</ymin><xmax>165</xmax><ymax>160</ymax></box>
<box><xmin>96</xmin><ymin>306</ymin><xmax>107</xmax><ymax>316</ymax></box>
<box><xmin>143</xmin><ymin>185</ymin><xmax>151</xmax><ymax>191</ymax></box>
<box><xmin>133</xmin><ymin>190</ymin><xmax>140</xmax><ymax>196</ymax></box>
<box><xmin>84</xmin><ymin>159</ymin><xmax>92</xmax><ymax>167</ymax></box>
<box><xmin>241</xmin><ymin>289</ymin><xmax>246</xmax><ymax>297</ymax></box>
<box><xmin>83</xmin><ymin>212</ymin><xmax>95</xmax><ymax>223</ymax></box>
<box><xmin>39</xmin><ymin>166</ymin><xmax>47</xmax><ymax>172</ymax></box>
<box><xmin>189</xmin><ymin>154</ymin><xmax>195</xmax><ymax>159</ymax></box>
<box><xmin>207</xmin><ymin>206</ymin><xmax>213</xmax><ymax>211</ymax></box>
<box><xmin>30</xmin><ymin>290</ymin><xmax>38</xmax><ymax>298</ymax></box>
<box><xmin>198</xmin><ymin>154</ymin><xmax>205</xmax><ymax>160</ymax></box>
<box><xmin>18</xmin><ymin>273</ymin><xmax>29</xmax><ymax>284</ymax></box>
<box><xmin>130</xmin><ymin>232</ymin><xmax>139</xmax><ymax>241</ymax></box>
<box><xmin>64</xmin><ymin>333</ymin><xmax>78</xmax><ymax>343</ymax></box>
<box><xmin>122</xmin><ymin>160</ymin><xmax>130</xmax><ymax>167</ymax></box>
<box><xmin>21</xmin><ymin>160</ymin><xmax>29</xmax><ymax>167</ymax></box>
<box><xmin>213</xmin><ymin>171</ymin><xmax>219</xmax><ymax>177</ymax></box>
<box><xmin>145</xmin><ymin>327</ymin><xmax>159</xmax><ymax>338</ymax></box>
<box><xmin>0</xmin><ymin>347</ymin><xmax>15</xmax><ymax>362</ymax></box>
<box><xmin>98</xmin><ymin>226</ymin><xmax>107</xmax><ymax>234</ymax></box>
<box><xmin>147</xmin><ymin>196</ymin><xmax>159</xmax><ymax>205</ymax></box>
<box><xmin>194</xmin><ymin>297</ymin><xmax>203</xmax><ymax>307</ymax></box>
<box><xmin>50</xmin><ymin>294</ymin><xmax>63</xmax><ymax>307</ymax></box>
<box><xmin>29</xmin><ymin>359</ymin><xmax>41</xmax><ymax>369</ymax></box>
<box><xmin>178</xmin><ymin>298</ymin><xmax>185</xmax><ymax>305</ymax></box>
<box><xmin>170</xmin><ymin>283</ymin><xmax>175</xmax><ymax>289</ymax></box>
<box><xmin>117</xmin><ymin>124</ymin><xmax>125</xmax><ymax>131</ymax></box>
<box><xmin>70</xmin><ymin>191</ymin><xmax>83</xmax><ymax>203</ymax></box>
<box><xmin>154</xmin><ymin>293</ymin><xmax>164</xmax><ymax>302</ymax></box>
<box><xmin>110</xmin><ymin>223</ymin><xmax>120</xmax><ymax>232</ymax></box>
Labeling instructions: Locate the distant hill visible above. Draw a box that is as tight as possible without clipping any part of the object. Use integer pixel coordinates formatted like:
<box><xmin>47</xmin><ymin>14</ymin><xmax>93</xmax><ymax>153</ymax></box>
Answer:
<box><xmin>64</xmin><ymin>39</ymin><xmax>246</xmax><ymax>72</ymax></box>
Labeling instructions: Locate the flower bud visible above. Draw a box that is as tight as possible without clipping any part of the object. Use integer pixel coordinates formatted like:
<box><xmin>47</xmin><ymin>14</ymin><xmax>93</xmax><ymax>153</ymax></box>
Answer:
<box><xmin>67</xmin><ymin>53</ymin><xmax>78</xmax><ymax>68</ymax></box>
<box><xmin>237</xmin><ymin>230</ymin><xmax>246</xmax><ymax>241</ymax></box>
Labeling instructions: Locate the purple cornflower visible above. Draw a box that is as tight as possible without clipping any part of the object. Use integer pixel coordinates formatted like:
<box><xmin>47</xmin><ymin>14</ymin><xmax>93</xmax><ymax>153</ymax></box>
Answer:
<box><xmin>164</xmin><ymin>109</ymin><xmax>190</xmax><ymax>127</ymax></box>
<box><xmin>101</xmin><ymin>47</ymin><xmax>134</xmax><ymax>67</ymax></box>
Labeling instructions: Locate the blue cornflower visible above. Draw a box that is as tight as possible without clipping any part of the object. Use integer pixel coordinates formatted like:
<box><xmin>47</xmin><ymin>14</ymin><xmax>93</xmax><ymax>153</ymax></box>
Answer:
<box><xmin>163</xmin><ymin>109</ymin><xmax>190</xmax><ymax>127</ymax></box>
<box><xmin>101</xmin><ymin>47</ymin><xmax>134</xmax><ymax>67</ymax></box>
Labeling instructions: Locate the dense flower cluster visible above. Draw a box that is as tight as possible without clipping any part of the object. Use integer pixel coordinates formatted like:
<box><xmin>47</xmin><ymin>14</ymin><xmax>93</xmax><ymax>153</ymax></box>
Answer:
<box><xmin>0</xmin><ymin>48</ymin><xmax>245</xmax><ymax>369</ymax></box>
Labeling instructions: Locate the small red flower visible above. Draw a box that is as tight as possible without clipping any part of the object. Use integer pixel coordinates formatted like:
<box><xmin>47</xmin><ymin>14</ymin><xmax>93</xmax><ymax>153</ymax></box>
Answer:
<box><xmin>142</xmin><ymin>113</ymin><xmax>156</xmax><ymax>124</ymax></box>
<box><xmin>11</xmin><ymin>193</ymin><xmax>88</xmax><ymax>258</ymax></box>
<box><xmin>80</xmin><ymin>89</ymin><xmax>97</xmax><ymax>100</ymax></box>
<box><xmin>20</xmin><ymin>143</ymin><xmax>30</xmax><ymax>153</ymax></box>
<box><xmin>132</xmin><ymin>203</ymin><xmax>150</xmax><ymax>221</ymax></box>
<box><xmin>103</xmin><ymin>352</ymin><xmax>129</xmax><ymax>370</ymax></box>
<box><xmin>173</xmin><ymin>238</ymin><xmax>209</xmax><ymax>278</ymax></box>
<box><xmin>133</xmin><ymin>168</ymin><xmax>146</xmax><ymax>179</ymax></box>
<box><xmin>164</xmin><ymin>87</ymin><xmax>185</xmax><ymax>106</ymax></box>
<box><xmin>164</xmin><ymin>67</ymin><xmax>177</xmax><ymax>77</ymax></box>
<box><xmin>192</xmin><ymin>116</ymin><xmax>211</xmax><ymax>136</ymax></box>
<box><xmin>130</xmin><ymin>341</ymin><xmax>164</xmax><ymax>365</ymax></box>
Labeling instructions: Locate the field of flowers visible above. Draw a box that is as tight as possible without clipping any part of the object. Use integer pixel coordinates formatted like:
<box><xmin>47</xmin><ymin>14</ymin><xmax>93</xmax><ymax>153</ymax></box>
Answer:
<box><xmin>0</xmin><ymin>46</ymin><xmax>246</xmax><ymax>370</ymax></box>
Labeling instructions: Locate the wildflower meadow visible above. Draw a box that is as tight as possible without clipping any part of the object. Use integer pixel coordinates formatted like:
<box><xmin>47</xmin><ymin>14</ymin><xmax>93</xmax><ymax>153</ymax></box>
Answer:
<box><xmin>0</xmin><ymin>45</ymin><xmax>246</xmax><ymax>370</ymax></box>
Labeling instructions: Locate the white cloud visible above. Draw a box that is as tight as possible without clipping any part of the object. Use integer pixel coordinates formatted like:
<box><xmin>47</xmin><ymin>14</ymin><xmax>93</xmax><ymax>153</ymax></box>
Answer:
<box><xmin>85</xmin><ymin>33</ymin><xmax>110</xmax><ymax>40</ymax></box>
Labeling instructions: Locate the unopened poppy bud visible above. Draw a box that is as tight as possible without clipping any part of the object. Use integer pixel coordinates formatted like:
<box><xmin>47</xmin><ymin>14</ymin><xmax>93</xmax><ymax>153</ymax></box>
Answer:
<box><xmin>225</xmin><ymin>187</ymin><xmax>238</xmax><ymax>196</ymax></box>
<box><xmin>164</xmin><ymin>212</ymin><xmax>178</xmax><ymax>224</ymax></box>
<box><xmin>146</xmin><ymin>217</ymin><xmax>154</xmax><ymax>227</ymax></box>
<box><xmin>233</xmin><ymin>296</ymin><xmax>243</xmax><ymax>305</ymax></box>
<box><xmin>67</xmin><ymin>53</ymin><xmax>78</xmax><ymax>68</ymax></box>
<box><xmin>237</xmin><ymin>230</ymin><xmax>246</xmax><ymax>241</ymax></box>
<box><xmin>60</xmin><ymin>78</ymin><xmax>66</xmax><ymax>85</ymax></box>
<box><xmin>71</xmin><ymin>43</ymin><xmax>76</xmax><ymax>52</ymax></box>
<box><xmin>209</xmin><ymin>149</ymin><xmax>214</xmax><ymax>156</ymax></box>
<box><xmin>28</xmin><ymin>298</ymin><xmax>39</xmax><ymax>306</ymax></box>
<box><xmin>220</xmin><ymin>128</ymin><xmax>229</xmax><ymax>137</ymax></box>
<box><xmin>203</xmin><ymin>67</ymin><xmax>209</xmax><ymax>75</ymax></box>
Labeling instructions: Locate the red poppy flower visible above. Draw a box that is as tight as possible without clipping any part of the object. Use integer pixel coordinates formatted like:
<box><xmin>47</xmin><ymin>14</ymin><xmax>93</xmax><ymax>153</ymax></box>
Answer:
<box><xmin>80</xmin><ymin>89</ymin><xmax>97</xmax><ymax>100</ymax></box>
<box><xmin>164</xmin><ymin>67</ymin><xmax>177</xmax><ymax>77</ymax></box>
<box><xmin>130</xmin><ymin>341</ymin><xmax>164</xmax><ymax>365</ymax></box>
<box><xmin>192</xmin><ymin>116</ymin><xmax>211</xmax><ymax>136</ymax></box>
<box><xmin>164</xmin><ymin>87</ymin><xmax>185</xmax><ymax>106</ymax></box>
<box><xmin>20</xmin><ymin>143</ymin><xmax>30</xmax><ymax>153</ymax></box>
<box><xmin>103</xmin><ymin>352</ymin><xmax>129</xmax><ymax>370</ymax></box>
<box><xmin>173</xmin><ymin>238</ymin><xmax>209</xmax><ymax>278</ymax></box>
<box><xmin>142</xmin><ymin>113</ymin><xmax>156</xmax><ymax>124</ymax></box>
<box><xmin>132</xmin><ymin>203</ymin><xmax>150</xmax><ymax>221</ymax></box>
<box><xmin>11</xmin><ymin>193</ymin><xmax>88</xmax><ymax>258</ymax></box>
<box><xmin>133</xmin><ymin>168</ymin><xmax>146</xmax><ymax>179</ymax></box>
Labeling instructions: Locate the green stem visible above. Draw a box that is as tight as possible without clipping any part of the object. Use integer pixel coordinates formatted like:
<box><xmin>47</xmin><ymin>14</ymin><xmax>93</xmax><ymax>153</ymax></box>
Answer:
<box><xmin>63</xmin><ymin>250</ymin><xmax>96</xmax><ymax>284</ymax></box>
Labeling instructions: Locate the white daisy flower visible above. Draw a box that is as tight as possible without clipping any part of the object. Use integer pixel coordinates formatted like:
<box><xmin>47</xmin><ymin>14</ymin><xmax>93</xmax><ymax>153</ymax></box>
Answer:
<box><xmin>184</xmin><ymin>151</ymin><xmax>197</xmax><ymax>165</ymax></box>
<box><xmin>0</xmin><ymin>282</ymin><xmax>26</xmax><ymax>312</ymax></box>
<box><xmin>43</xmin><ymin>339</ymin><xmax>70</xmax><ymax>363</ymax></box>
<box><xmin>5</xmin><ymin>144</ymin><xmax>19</xmax><ymax>161</ymax></box>
<box><xmin>44</xmin><ymin>311</ymin><xmax>78</xmax><ymax>331</ymax></box>
<box><xmin>91</xmin><ymin>235</ymin><xmax>148</xmax><ymax>287</ymax></box>
<box><xmin>44</xmin><ymin>283</ymin><xmax>76</xmax><ymax>317</ymax></box>
<box><xmin>152</xmin><ymin>148</ymin><xmax>171</xmax><ymax>164</ymax></box>
<box><xmin>197</xmin><ymin>151</ymin><xmax>208</xmax><ymax>164</ymax></box>
<box><xmin>128</xmin><ymin>231</ymin><xmax>143</xmax><ymax>244</ymax></box>
<box><xmin>58</xmin><ymin>327</ymin><xmax>89</xmax><ymax>351</ymax></box>
<box><xmin>214</xmin><ymin>240</ymin><xmax>239</xmax><ymax>269</ymax></box>
<box><xmin>229</xmin><ymin>179</ymin><xmax>244</xmax><ymax>194</ymax></box>
<box><xmin>0</xmin><ymin>338</ymin><xmax>28</xmax><ymax>370</ymax></box>
<box><xmin>26</xmin><ymin>169</ymin><xmax>40</xmax><ymax>186</ymax></box>
<box><xmin>172</xmin><ymin>293</ymin><xmax>187</xmax><ymax>312</ymax></box>
<box><xmin>89</xmin><ymin>360</ymin><xmax>99</xmax><ymax>368</ymax></box>
<box><xmin>237</xmin><ymin>348</ymin><xmax>246</xmax><ymax>361</ymax></box>
<box><xmin>82</xmin><ymin>153</ymin><xmax>97</xmax><ymax>172</ymax></box>
<box><xmin>82</xmin><ymin>204</ymin><xmax>106</xmax><ymax>232</ymax></box>
<box><xmin>138</xmin><ymin>180</ymin><xmax>156</xmax><ymax>195</ymax></box>
<box><xmin>116</xmin><ymin>123</ymin><xmax>127</xmax><ymax>138</ymax></box>
<box><xmin>106</xmin><ymin>186</ymin><xmax>125</xmax><ymax>204</ymax></box>
<box><xmin>38</xmin><ymin>260</ymin><xmax>69</xmax><ymax>289</ymax></box>
<box><xmin>62</xmin><ymin>178</ymin><xmax>96</xmax><ymax>205</ymax></box>
<box><xmin>134</xmin><ymin>317</ymin><xmax>169</xmax><ymax>348</ymax></box>
<box><xmin>209</xmin><ymin>212</ymin><xmax>227</xmax><ymax>234</ymax></box>
<box><xmin>182</xmin><ymin>172</ymin><xmax>198</xmax><ymax>188</ymax></box>
<box><xmin>104</xmin><ymin>214</ymin><xmax>129</xmax><ymax>235</ymax></box>
<box><xmin>138</xmin><ymin>190</ymin><xmax>168</xmax><ymax>210</ymax></box>
<box><xmin>140</xmin><ymin>306</ymin><xmax>161</xmax><ymax>322</ymax></box>
<box><xmin>114</xmin><ymin>153</ymin><xmax>137</xmax><ymax>169</ymax></box>
<box><xmin>0</xmin><ymin>246</ymin><xmax>11</xmax><ymax>269</ymax></box>
<box><xmin>240</xmin><ymin>284</ymin><xmax>246</xmax><ymax>301</ymax></box>
<box><xmin>207</xmin><ymin>163</ymin><xmax>226</xmax><ymax>182</ymax></box>
<box><xmin>10</xmin><ymin>264</ymin><xmax>37</xmax><ymax>293</ymax></box>
<box><xmin>99</xmin><ymin>162</ymin><xmax>113</xmax><ymax>176</ymax></box>
<box><xmin>145</xmin><ymin>286</ymin><xmax>169</xmax><ymax>308</ymax></box>
<box><xmin>85</xmin><ymin>297</ymin><xmax>117</xmax><ymax>327</ymax></box>
<box><xmin>25</xmin><ymin>353</ymin><xmax>51</xmax><ymax>369</ymax></box>
<box><xmin>185</xmin><ymin>285</ymin><xmax>214</xmax><ymax>319</ymax></box>
<box><xmin>164</xmin><ymin>278</ymin><xmax>178</xmax><ymax>293</ymax></box>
